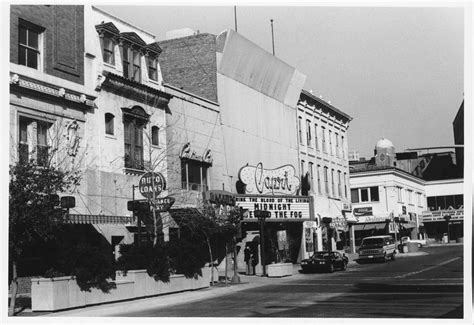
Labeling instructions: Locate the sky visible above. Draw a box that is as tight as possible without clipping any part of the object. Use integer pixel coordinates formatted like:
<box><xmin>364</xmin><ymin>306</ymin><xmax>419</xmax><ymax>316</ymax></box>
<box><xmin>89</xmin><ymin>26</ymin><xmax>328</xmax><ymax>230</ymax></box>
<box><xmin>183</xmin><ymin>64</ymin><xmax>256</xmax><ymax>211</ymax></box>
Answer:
<box><xmin>99</xmin><ymin>4</ymin><xmax>465</xmax><ymax>158</ymax></box>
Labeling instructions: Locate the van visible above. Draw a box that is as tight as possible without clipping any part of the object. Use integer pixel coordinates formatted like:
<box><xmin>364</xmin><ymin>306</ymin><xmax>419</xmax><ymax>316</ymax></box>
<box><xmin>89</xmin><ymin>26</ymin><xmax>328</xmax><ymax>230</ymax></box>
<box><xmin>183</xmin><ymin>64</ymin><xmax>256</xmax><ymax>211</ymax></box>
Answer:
<box><xmin>358</xmin><ymin>235</ymin><xmax>396</xmax><ymax>262</ymax></box>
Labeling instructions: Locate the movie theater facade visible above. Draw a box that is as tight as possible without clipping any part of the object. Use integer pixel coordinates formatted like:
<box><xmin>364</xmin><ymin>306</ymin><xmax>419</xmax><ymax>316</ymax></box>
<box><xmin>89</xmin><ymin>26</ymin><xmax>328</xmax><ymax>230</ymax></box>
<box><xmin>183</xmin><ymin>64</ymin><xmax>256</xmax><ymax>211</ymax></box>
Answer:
<box><xmin>233</xmin><ymin>162</ymin><xmax>317</xmax><ymax>263</ymax></box>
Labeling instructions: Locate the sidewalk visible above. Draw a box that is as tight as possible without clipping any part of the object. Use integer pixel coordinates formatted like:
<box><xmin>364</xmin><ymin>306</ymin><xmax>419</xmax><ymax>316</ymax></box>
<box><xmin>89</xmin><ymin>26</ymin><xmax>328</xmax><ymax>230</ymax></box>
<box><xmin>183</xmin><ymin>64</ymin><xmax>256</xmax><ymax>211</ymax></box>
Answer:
<box><xmin>16</xmin><ymin>246</ymin><xmax>445</xmax><ymax>317</ymax></box>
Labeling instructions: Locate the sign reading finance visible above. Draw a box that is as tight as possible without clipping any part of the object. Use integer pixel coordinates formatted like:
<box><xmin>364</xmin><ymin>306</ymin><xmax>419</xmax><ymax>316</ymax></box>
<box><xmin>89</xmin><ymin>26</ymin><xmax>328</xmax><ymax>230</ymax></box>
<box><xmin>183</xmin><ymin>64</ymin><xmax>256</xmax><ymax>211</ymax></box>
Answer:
<box><xmin>238</xmin><ymin>163</ymin><xmax>300</xmax><ymax>195</ymax></box>
<box><xmin>154</xmin><ymin>197</ymin><xmax>175</xmax><ymax>212</ymax></box>
<box><xmin>139</xmin><ymin>172</ymin><xmax>166</xmax><ymax>200</ymax></box>
<box><xmin>236</xmin><ymin>196</ymin><xmax>310</xmax><ymax>220</ymax></box>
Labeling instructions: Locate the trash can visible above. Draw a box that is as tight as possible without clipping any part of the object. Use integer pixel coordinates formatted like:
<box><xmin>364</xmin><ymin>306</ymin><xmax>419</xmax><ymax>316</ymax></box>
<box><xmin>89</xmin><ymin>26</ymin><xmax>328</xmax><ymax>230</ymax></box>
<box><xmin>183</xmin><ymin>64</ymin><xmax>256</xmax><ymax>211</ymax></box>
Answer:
<box><xmin>402</xmin><ymin>245</ymin><xmax>408</xmax><ymax>253</ymax></box>
<box><xmin>442</xmin><ymin>233</ymin><xmax>448</xmax><ymax>244</ymax></box>
<box><xmin>407</xmin><ymin>242</ymin><xmax>419</xmax><ymax>252</ymax></box>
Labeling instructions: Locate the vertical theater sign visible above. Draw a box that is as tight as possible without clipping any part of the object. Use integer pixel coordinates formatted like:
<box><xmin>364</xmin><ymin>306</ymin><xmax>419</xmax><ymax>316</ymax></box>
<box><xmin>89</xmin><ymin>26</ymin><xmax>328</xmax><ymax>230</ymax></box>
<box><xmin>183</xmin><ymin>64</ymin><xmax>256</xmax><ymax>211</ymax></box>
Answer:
<box><xmin>235</xmin><ymin>163</ymin><xmax>315</xmax><ymax>262</ymax></box>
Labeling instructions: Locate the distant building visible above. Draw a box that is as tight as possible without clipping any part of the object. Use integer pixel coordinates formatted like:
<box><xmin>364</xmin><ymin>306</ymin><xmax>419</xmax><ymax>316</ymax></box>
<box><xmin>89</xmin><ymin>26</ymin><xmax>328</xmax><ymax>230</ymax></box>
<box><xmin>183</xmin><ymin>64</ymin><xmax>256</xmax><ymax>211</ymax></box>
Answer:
<box><xmin>297</xmin><ymin>90</ymin><xmax>353</xmax><ymax>252</ymax></box>
<box><xmin>453</xmin><ymin>100</ymin><xmax>464</xmax><ymax>177</ymax></box>
<box><xmin>349</xmin><ymin>137</ymin><xmax>464</xmax><ymax>246</ymax></box>
<box><xmin>349</xmin><ymin>139</ymin><xmax>426</xmax><ymax>248</ymax></box>
<box><xmin>348</xmin><ymin>150</ymin><xmax>360</xmax><ymax>162</ymax></box>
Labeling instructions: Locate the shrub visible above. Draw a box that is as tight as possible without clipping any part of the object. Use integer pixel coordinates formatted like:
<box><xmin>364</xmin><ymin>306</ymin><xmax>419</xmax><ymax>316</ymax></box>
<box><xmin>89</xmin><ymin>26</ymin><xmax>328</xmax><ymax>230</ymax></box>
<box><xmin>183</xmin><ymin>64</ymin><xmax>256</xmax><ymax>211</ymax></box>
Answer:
<box><xmin>168</xmin><ymin>236</ymin><xmax>209</xmax><ymax>279</ymax></box>
<box><xmin>55</xmin><ymin>242</ymin><xmax>116</xmax><ymax>293</ymax></box>
<box><xmin>117</xmin><ymin>242</ymin><xmax>171</xmax><ymax>283</ymax></box>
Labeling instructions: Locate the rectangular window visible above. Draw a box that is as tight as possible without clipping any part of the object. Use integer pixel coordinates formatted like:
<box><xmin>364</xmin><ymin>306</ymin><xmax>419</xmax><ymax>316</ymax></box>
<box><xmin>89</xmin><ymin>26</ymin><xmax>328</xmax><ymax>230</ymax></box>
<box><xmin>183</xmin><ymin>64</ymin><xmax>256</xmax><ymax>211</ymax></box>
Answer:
<box><xmin>322</xmin><ymin>127</ymin><xmax>326</xmax><ymax>152</ymax></box>
<box><xmin>314</xmin><ymin>123</ymin><xmax>319</xmax><ymax>150</ymax></box>
<box><xmin>351</xmin><ymin>188</ymin><xmax>359</xmax><ymax>203</ymax></box>
<box><xmin>306</xmin><ymin>120</ymin><xmax>312</xmax><ymax>146</ymax></box>
<box><xmin>19</xmin><ymin>22</ymin><xmax>42</xmax><ymax>69</ymax></box>
<box><xmin>344</xmin><ymin>172</ymin><xmax>348</xmax><ymax>198</ymax></box>
<box><xmin>123</xmin><ymin>46</ymin><xmax>130</xmax><ymax>79</ymax></box>
<box><xmin>324</xmin><ymin>167</ymin><xmax>329</xmax><ymax>194</ymax></box>
<box><xmin>308</xmin><ymin>162</ymin><xmax>314</xmax><ymax>187</ymax></box>
<box><xmin>19</xmin><ymin>118</ymin><xmax>29</xmax><ymax>163</ymax></box>
<box><xmin>329</xmin><ymin>130</ymin><xmax>333</xmax><ymax>156</ymax></box>
<box><xmin>360</xmin><ymin>188</ymin><xmax>369</xmax><ymax>202</ymax></box>
<box><xmin>341</xmin><ymin>136</ymin><xmax>345</xmax><ymax>159</ymax></box>
<box><xmin>148</xmin><ymin>56</ymin><xmax>158</xmax><ymax>81</ymax></box>
<box><xmin>407</xmin><ymin>190</ymin><xmax>413</xmax><ymax>204</ymax></box>
<box><xmin>427</xmin><ymin>196</ymin><xmax>436</xmax><ymax>210</ymax></box>
<box><xmin>370</xmin><ymin>186</ymin><xmax>379</xmax><ymax>202</ymax></box>
<box><xmin>103</xmin><ymin>37</ymin><xmax>115</xmax><ymax>65</ymax></box>
<box><xmin>337</xmin><ymin>171</ymin><xmax>342</xmax><ymax>197</ymax></box>
<box><xmin>397</xmin><ymin>187</ymin><xmax>403</xmax><ymax>202</ymax></box>
<box><xmin>317</xmin><ymin>165</ymin><xmax>321</xmax><ymax>194</ymax></box>
<box><xmin>105</xmin><ymin>113</ymin><xmax>114</xmax><ymax>135</ymax></box>
<box><xmin>124</xmin><ymin>118</ymin><xmax>144</xmax><ymax>170</ymax></box>
<box><xmin>132</xmin><ymin>50</ymin><xmax>141</xmax><ymax>82</ymax></box>
<box><xmin>335</xmin><ymin>133</ymin><xmax>339</xmax><ymax>157</ymax></box>
<box><xmin>301</xmin><ymin>160</ymin><xmax>305</xmax><ymax>177</ymax></box>
<box><xmin>37</xmin><ymin>122</ymin><xmax>49</xmax><ymax>166</ymax></box>
<box><xmin>151</xmin><ymin>126</ymin><xmax>159</xmax><ymax>146</ymax></box>
<box><xmin>331</xmin><ymin>169</ymin><xmax>335</xmax><ymax>197</ymax></box>
<box><xmin>181</xmin><ymin>160</ymin><xmax>209</xmax><ymax>191</ymax></box>
<box><xmin>298</xmin><ymin>117</ymin><xmax>303</xmax><ymax>144</ymax></box>
<box><xmin>18</xmin><ymin>117</ymin><xmax>50</xmax><ymax>165</ymax></box>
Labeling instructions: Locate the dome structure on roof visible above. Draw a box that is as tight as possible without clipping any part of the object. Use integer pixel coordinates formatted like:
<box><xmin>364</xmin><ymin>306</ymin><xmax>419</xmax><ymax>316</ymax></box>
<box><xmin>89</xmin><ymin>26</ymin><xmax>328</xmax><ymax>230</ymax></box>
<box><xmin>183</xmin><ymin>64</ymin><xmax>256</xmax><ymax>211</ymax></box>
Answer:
<box><xmin>376</xmin><ymin>138</ymin><xmax>394</xmax><ymax>149</ymax></box>
<box><xmin>374</xmin><ymin>138</ymin><xmax>396</xmax><ymax>167</ymax></box>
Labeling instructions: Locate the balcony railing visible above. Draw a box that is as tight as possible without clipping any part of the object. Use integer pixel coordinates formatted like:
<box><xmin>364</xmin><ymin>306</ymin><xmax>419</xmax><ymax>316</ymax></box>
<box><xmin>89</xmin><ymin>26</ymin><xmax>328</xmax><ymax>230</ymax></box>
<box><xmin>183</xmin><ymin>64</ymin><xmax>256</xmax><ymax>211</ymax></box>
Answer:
<box><xmin>182</xmin><ymin>182</ymin><xmax>209</xmax><ymax>192</ymax></box>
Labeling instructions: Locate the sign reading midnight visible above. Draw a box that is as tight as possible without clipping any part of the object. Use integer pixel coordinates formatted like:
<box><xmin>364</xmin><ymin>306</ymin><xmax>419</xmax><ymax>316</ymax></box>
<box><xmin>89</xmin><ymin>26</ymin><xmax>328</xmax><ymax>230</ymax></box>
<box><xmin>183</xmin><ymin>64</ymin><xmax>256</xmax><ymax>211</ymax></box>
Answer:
<box><xmin>236</xmin><ymin>196</ymin><xmax>311</xmax><ymax>220</ymax></box>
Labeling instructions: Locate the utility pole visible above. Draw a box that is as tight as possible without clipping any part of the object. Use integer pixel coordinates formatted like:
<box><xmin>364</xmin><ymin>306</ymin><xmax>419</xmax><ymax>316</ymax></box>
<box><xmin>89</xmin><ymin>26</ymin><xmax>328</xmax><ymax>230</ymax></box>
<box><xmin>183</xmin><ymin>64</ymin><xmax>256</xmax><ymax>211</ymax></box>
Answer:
<box><xmin>270</xmin><ymin>19</ymin><xmax>275</xmax><ymax>56</ymax></box>
<box><xmin>234</xmin><ymin>6</ymin><xmax>238</xmax><ymax>32</ymax></box>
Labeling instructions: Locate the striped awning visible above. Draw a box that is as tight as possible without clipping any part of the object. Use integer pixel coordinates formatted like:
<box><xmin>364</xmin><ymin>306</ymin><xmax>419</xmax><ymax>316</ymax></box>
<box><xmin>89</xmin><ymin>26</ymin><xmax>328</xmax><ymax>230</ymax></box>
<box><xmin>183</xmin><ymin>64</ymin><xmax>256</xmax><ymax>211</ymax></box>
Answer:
<box><xmin>65</xmin><ymin>214</ymin><xmax>136</xmax><ymax>225</ymax></box>
<box><xmin>353</xmin><ymin>222</ymin><xmax>387</xmax><ymax>231</ymax></box>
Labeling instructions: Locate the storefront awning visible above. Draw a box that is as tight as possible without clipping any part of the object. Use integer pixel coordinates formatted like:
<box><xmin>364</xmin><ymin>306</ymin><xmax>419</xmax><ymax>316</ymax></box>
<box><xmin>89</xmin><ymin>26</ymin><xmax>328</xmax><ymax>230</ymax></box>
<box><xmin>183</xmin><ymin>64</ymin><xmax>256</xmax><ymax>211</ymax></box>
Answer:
<box><xmin>66</xmin><ymin>214</ymin><xmax>135</xmax><ymax>225</ymax></box>
<box><xmin>353</xmin><ymin>222</ymin><xmax>387</xmax><ymax>231</ymax></box>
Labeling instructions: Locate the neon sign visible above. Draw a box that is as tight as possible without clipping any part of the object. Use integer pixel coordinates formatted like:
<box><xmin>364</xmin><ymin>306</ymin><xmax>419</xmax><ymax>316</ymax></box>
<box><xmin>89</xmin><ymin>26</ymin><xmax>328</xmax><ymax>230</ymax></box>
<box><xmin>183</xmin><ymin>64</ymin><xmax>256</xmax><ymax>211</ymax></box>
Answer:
<box><xmin>238</xmin><ymin>163</ymin><xmax>300</xmax><ymax>195</ymax></box>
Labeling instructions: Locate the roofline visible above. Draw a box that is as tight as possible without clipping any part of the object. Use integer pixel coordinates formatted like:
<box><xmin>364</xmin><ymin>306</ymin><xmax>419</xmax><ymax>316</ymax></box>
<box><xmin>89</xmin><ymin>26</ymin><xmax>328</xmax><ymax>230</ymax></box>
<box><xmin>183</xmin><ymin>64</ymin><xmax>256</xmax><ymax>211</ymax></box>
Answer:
<box><xmin>350</xmin><ymin>166</ymin><xmax>426</xmax><ymax>184</ymax></box>
<box><xmin>92</xmin><ymin>6</ymin><xmax>156</xmax><ymax>40</ymax></box>
<box><xmin>300</xmin><ymin>89</ymin><xmax>353</xmax><ymax>122</ymax></box>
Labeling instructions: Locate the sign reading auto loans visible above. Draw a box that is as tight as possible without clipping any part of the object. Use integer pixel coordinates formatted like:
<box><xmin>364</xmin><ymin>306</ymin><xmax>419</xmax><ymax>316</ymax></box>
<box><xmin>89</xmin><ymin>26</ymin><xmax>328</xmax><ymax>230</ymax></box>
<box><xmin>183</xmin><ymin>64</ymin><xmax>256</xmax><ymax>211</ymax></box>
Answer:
<box><xmin>238</xmin><ymin>163</ymin><xmax>300</xmax><ymax>195</ymax></box>
<box><xmin>236</xmin><ymin>196</ymin><xmax>311</xmax><ymax>220</ymax></box>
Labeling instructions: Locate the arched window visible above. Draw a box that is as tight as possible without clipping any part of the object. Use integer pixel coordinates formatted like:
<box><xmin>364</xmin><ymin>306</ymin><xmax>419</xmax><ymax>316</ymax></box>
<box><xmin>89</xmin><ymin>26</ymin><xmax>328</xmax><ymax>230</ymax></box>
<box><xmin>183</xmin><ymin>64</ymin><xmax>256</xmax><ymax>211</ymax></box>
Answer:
<box><xmin>105</xmin><ymin>113</ymin><xmax>114</xmax><ymax>135</ymax></box>
<box><xmin>151</xmin><ymin>126</ymin><xmax>159</xmax><ymax>146</ymax></box>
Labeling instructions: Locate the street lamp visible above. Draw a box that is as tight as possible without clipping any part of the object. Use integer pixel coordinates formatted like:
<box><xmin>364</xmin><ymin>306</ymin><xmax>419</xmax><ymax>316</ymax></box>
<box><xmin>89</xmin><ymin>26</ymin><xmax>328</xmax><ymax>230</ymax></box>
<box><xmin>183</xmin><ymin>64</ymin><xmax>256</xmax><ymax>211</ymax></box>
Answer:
<box><xmin>254</xmin><ymin>210</ymin><xmax>271</xmax><ymax>276</ymax></box>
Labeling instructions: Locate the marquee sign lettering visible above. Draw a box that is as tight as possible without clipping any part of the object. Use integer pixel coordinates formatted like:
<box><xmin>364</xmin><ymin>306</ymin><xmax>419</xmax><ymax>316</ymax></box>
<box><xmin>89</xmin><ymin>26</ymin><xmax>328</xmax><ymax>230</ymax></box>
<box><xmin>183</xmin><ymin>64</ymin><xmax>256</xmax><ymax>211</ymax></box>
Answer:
<box><xmin>238</xmin><ymin>163</ymin><xmax>300</xmax><ymax>195</ymax></box>
<box><xmin>235</xmin><ymin>196</ymin><xmax>311</xmax><ymax>220</ymax></box>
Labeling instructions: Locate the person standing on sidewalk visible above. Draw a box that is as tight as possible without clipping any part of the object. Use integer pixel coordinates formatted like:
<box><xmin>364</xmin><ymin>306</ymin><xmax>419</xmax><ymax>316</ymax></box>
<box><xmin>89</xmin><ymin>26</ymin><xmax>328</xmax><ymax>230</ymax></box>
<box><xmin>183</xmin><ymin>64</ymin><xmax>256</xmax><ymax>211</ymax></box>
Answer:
<box><xmin>244</xmin><ymin>245</ymin><xmax>252</xmax><ymax>275</ymax></box>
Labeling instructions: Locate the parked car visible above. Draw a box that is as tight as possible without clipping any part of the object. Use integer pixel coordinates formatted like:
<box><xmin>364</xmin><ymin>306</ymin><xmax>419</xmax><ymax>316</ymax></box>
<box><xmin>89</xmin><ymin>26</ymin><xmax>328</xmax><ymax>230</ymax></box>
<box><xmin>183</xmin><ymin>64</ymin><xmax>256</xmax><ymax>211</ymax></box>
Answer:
<box><xmin>357</xmin><ymin>235</ymin><xmax>396</xmax><ymax>263</ymax></box>
<box><xmin>300</xmin><ymin>251</ymin><xmax>348</xmax><ymax>273</ymax></box>
<box><xmin>401</xmin><ymin>236</ymin><xmax>426</xmax><ymax>248</ymax></box>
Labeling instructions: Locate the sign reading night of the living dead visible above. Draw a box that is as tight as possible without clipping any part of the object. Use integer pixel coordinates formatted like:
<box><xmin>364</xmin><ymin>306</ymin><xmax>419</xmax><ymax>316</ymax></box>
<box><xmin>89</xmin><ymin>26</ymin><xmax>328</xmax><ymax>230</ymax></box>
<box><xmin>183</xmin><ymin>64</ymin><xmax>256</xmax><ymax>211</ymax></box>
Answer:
<box><xmin>238</xmin><ymin>163</ymin><xmax>300</xmax><ymax>195</ymax></box>
<box><xmin>236</xmin><ymin>196</ymin><xmax>311</xmax><ymax>220</ymax></box>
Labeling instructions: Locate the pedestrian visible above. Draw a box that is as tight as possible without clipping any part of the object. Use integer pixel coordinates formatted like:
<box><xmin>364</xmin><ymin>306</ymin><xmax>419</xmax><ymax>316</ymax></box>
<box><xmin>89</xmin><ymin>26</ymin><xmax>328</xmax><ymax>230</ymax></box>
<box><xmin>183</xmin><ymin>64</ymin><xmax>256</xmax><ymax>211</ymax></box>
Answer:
<box><xmin>244</xmin><ymin>245</ymin><xmax>252</xmax><ymax>275</ymax></box>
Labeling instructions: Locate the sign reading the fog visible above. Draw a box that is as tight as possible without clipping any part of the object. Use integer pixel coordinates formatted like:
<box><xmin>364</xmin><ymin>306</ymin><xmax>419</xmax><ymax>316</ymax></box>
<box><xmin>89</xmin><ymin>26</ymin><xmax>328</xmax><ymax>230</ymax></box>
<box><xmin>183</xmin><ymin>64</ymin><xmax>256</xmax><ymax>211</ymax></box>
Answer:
<box><xmin>238</xmin><ymin>163</ymin><xmax>300</xmax><ymax>195</ymax></box>
<box><xmin>236</xmin><ymin>196</ymin><xmax>310</xmax><ymax>220</ymax></box>
<box><xmin>139</xmin><ymin>172</ymin><xmax>166</xmax><ymax>199</ymax></box>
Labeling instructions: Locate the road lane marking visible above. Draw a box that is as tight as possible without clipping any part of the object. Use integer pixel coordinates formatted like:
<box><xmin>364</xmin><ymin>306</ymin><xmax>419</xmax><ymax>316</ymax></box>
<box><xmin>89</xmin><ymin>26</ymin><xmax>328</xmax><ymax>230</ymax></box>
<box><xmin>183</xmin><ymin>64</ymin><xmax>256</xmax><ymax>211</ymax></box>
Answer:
<box><xmin>394</xmin><ymin>257</ymin><xmax>461</xmax><ymax>278</ymax></box>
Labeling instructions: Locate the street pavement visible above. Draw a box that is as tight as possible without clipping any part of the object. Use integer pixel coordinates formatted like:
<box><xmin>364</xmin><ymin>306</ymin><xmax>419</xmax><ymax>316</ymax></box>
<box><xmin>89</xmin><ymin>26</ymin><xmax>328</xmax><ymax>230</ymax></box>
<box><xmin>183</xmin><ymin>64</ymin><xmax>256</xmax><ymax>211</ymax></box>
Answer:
<box><xmin>45</xmin><ymin>243</ymin><xmax>464</xmax><ymax>318</ymax></box>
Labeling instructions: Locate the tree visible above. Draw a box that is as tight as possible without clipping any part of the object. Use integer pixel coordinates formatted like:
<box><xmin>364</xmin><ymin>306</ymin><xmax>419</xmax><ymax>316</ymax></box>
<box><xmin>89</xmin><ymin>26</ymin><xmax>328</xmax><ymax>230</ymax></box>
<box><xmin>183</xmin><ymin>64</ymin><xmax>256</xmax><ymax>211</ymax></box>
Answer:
<box><xmin>8</xmin><ymin>118</ymin><xmax>86</xmax><ymax>316</ymax></box>
<box><xmin>9</xmin><ymin>159</ymin><xmax>80</xmax><ymax>315</ymax></box>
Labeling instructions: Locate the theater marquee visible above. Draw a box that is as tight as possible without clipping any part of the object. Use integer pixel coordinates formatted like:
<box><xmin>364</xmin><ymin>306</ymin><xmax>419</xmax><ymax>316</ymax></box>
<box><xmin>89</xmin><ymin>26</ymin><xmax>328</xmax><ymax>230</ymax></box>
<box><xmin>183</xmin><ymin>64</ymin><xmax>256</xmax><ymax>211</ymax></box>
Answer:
<box><xmin>236</xmin><ymin>195</ymin><xmax>312</xmax><ymax>221</ymax></box>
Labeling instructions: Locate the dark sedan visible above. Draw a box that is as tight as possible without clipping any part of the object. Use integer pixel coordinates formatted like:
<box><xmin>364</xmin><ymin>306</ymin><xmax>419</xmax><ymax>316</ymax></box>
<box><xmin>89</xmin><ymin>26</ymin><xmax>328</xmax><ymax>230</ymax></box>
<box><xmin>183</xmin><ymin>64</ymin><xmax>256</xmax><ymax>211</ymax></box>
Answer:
<box><xmin>300</xmin><ymin>251</ymin><xmax>348</xmax><ymax>273</ymax></box>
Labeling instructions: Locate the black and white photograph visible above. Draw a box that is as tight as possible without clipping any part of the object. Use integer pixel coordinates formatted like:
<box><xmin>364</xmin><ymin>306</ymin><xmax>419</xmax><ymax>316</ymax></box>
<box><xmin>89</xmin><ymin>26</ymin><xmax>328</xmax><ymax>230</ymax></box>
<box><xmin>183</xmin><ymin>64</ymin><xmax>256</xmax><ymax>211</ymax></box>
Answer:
<box><xmin>3</xmin><ymin>0</ymin><xmax>471</xmax><ymax>322</ymax></box>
